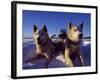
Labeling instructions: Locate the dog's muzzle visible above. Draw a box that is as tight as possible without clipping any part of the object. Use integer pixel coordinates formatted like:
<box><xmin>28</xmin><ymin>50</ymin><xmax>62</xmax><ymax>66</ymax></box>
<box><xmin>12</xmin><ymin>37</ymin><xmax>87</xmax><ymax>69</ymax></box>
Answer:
<box><xmin>37</xmin><ymin>37</ymin><xmax>42</xmax><ymax>44</ymax></box>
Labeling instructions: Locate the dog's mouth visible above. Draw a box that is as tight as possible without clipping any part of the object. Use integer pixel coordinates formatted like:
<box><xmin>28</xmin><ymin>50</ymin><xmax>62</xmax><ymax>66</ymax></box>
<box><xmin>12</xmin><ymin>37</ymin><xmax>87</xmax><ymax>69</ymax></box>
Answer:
<box><xmin>74</xmin><ymin>37</ymin><xmax>82</xmax><ymax>42</ymax></box>
<box><xmin>38</xmin><ymin>39</ymin><xmax>47</xmax><ymax>46</ymax></box>
<box><xmin>38</xmin><ymin>40</ymin><xmax>43</xmax><ymax>44</ymax></box>
<box><xmin>67</xmin><ymin>36</ymin><xmax>82</xmax><ymax>44</ymax></box>
<box><xmin>73</xmin><ymin>34</ymin><xmax>82</xmax><ymax>42</ymax></box>
<box><xmin>68</xmin><ymin>38</ymin><xmax>81</xmax><ymax>45</ymax></box>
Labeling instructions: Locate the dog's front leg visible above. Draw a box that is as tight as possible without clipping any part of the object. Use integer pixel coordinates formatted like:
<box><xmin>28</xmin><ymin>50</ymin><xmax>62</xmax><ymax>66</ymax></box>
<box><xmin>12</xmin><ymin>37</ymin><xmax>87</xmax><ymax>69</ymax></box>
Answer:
<box><xmin>77</xmin><ymin>49</ymin><xmax>84</xmax><ymax>66</ymax></box>
<box><xmin>64</xmin><ymin>49</ymin><xmax>74</xmax><ymax>67</ymax></box>
<box><xmin>43</xmin><ymin>53</ymin><xmax>52</xmax><ymax>68</ymax></box>
<box><xmin>44</xmin><ymin>58</ymin><xmax>51</xmax><ymax>68</ymax></box>
<box><xmin>80</xmin><ymin>56</ymin><xmax>84</xmax><ymax>66</ymax></box>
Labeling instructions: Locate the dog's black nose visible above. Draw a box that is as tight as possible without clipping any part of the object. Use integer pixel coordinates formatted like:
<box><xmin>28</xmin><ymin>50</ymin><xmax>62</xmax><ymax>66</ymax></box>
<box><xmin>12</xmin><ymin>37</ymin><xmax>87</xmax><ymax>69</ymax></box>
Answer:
<box><xmin>79</xmin><ymin>34</ymin><xmax>83</xmax><ymax>38</ymax></box>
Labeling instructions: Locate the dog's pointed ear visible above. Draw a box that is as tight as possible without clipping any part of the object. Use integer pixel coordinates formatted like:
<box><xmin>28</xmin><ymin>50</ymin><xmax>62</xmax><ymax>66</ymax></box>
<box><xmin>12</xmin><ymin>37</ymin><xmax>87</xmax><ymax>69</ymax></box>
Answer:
<box><xmin>78</xmin><ymin>22</ymin><xmax>83</xmax><ymax>31</ymax></box>
<box><xmin>68</xmin><ymin>22</ymin><xmax>72</xmax><ymax>29</ymax></box>
<box><xmin>33</xmin><ymin>25</ymin><xmax>38</xmax><ymax>32</ymax></box>
<box><xmin>42</xmin><ymin>25</ymin><xmax>47</xmax><ymax>32</ymax></box>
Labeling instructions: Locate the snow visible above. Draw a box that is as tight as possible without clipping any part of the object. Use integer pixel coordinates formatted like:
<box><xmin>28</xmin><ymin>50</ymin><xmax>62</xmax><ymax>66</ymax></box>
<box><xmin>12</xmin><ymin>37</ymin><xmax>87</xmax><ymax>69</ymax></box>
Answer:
<box><xmin>83</xmin><ymin>40</ymin><xmax>91</xmax><ymax>46</ymax></box>
<box><xmin>23</xmin><ymin>40</ymin><xmax>91</xmax><ymax>69</ymax></box>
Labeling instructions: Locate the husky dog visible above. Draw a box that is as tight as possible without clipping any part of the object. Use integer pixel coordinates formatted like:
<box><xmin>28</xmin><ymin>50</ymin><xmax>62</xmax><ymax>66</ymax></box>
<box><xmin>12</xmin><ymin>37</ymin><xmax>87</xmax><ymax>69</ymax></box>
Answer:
<box><xmin>64</xmin><ymin>22</ymin><xmax>84</xmax><ymax>67</ymax></box>
<box><xmin>28</xmin><ymin>25</ymin><xmax>64</xmax><ymax>68</ymax></box>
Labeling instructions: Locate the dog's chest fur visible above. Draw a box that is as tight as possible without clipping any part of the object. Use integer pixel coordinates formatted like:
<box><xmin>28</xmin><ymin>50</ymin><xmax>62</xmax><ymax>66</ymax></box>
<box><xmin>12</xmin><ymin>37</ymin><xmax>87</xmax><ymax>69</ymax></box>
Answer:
<box><xmin>69</xmin><ymin>44</ymin><xmax>79</xmax><ymax>52</ymax></box>
<box><xmin>67</xmin><ymin>39</ymin><xmax>80</xmax><ymax>52</ymax></box>
<box><xmin>36</xmin><ymin>40</ymin><xmax>54</xmax><ymax>54</ymax></box>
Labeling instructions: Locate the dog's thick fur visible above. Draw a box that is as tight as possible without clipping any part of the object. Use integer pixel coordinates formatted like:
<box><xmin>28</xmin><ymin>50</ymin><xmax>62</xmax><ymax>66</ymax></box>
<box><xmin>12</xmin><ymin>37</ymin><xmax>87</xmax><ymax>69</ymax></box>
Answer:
<box><xmin>64</xmin><ymin>22</ymin><xmax>84</xmax><ymax>67</ymax></box>
<box><xmin>28</xmin><ymin>25</ymin><xmax>64</xmax><ymax>68</ymax></box>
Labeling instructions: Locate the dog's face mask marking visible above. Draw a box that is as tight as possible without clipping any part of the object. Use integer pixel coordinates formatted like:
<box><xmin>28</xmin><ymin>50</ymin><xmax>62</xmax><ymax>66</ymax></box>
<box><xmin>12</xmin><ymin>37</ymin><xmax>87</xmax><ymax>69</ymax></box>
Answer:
<box><xmin>67</xmin><ymin>22</ymin><xmax>83</xmax><ymax>42</ymax></box>
<box><xmin>33</xmin><ymin>25</ymin><xmax>49</xmax><ymax>45</ymax></box>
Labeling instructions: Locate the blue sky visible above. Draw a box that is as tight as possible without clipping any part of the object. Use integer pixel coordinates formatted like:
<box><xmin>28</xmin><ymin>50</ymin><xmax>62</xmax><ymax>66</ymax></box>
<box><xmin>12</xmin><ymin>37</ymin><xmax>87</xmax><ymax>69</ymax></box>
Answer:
<box><xmin>23</xmin><ymin>10</ymin><xmax>91</xmax><ymax>38</ymax></box>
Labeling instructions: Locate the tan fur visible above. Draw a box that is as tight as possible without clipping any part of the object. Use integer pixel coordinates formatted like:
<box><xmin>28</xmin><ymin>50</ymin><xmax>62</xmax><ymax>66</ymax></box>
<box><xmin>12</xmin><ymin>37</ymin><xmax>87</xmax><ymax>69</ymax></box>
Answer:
<box><xmin>28</xmin><ymin>25</ymin><xmax>55</xmax><ymax>68</ymax></box>
<box><xmin>64</xmin><ymin>22</ymin><xmax>84</xmax><ymax>67</ymax></box>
